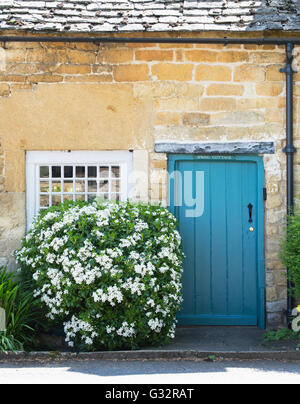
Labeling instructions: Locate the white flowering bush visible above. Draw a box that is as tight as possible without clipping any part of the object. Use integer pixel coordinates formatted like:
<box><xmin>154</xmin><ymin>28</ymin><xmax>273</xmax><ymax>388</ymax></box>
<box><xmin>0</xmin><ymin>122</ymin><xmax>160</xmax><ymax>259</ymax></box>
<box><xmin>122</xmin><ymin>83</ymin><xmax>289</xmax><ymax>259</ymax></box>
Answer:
<box><xmin>15</xmin><ymin>200</ymin><xmax>184</xmax><ymax>351</ymax></box>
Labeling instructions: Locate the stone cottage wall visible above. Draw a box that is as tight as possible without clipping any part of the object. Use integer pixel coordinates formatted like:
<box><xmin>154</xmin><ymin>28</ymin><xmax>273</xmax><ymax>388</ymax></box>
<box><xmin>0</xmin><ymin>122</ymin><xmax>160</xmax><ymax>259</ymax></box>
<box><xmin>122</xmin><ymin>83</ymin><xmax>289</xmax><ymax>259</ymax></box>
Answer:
<box><xmin>0</xmin><ymin>32</ymin><xmax>299</xmax><ymax>326</ymax></box>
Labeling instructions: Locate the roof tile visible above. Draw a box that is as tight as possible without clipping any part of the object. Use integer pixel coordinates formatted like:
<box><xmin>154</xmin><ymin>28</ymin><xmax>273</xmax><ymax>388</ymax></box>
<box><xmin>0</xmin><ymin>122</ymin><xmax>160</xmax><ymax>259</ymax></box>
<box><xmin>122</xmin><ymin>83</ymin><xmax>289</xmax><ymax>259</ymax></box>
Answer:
<box><xmin>0</xmin><ymin>0</ymin><xmax>298</xmax><ymax>32</ymax></box>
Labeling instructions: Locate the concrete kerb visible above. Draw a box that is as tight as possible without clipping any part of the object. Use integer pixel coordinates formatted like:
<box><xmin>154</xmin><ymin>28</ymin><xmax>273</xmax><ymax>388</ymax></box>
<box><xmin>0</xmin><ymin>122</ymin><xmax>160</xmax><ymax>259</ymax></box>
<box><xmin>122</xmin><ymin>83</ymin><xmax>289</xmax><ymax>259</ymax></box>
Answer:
<box><xmin>1</xmin><ymin>350</ymin><xmax>300</xmax><ymax>363</ymax></box>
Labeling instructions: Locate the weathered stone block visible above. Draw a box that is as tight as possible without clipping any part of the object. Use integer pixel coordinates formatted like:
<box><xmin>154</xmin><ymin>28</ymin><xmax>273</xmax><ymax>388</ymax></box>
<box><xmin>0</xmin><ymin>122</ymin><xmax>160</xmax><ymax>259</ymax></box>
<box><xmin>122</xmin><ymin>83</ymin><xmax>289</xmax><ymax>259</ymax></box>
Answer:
<box><xmin>234</xmin><ymin>65</ymin><xmax>265</xmax><ymax>82</ymax></box>
<box><xmin>114</xmin><ymin>64</ymin><xmax>149</xmax><ymax>82</ymax></box>
<box><xmin>152</xmin><ymin>160</ymin><xmax>168</xmax><ymax>170</ymax></box>
<box><xmin>63</xmin><ymin>75</ymin><xmax>113</xmax><ymax>83</ymax></box>
<box><xmin>195</xmin><ymin>65</ymin><xmax>232</xmax><ymax>82</ymax></box>
<box><xmin>274</xmin><ymin>270</ymin><xmax>287</xmax><ymax>287</ymax></box>
<box><xmin>54</xmin><ymin>64</ymin><xmax>91</xmax><ymax>75</ymax></box>
<box><xmin>135</xmin><ymin>50</ymin><xmax>173</xmax><ymax>62</ymax></box>
<box><xmin>200</xmin><ymin>97</ymin><xmax>237</xmax><ymax>111</ymax></box>
<box><xmin>266</xmin><ymin>286</ymin><xmax>278</xmax><ymax>302</ymax></box>
<box><xmin>175</xmin><ymin>50</ymin><xmax>184</xmax><ymax>62</ymax></box>
<box><xmin>0</xmin><ymin>83</ymin><xmax>10</xmax><ymax>97</ymax></box>
<box><xmin>155</xmin><ymin>97</ymin><xmax>199</xmax><ymax>112</ymax></box>
<box><xmin>266</xmin><ymin>270</ymin><xmax>275</xmax><ymax>287</ymax></box>
<box><xmin>249</xmin><ymin>52</ymin><xmax>285</xmax><ymax>64</ymax></box>
<box><xmin>185</xmin><ymin>50</ymin><xmax>217</xmax><ymax>62</ymax></box>
<box><xmin>266</xmin><ymin>65</ymin><xmax>283</xmax><ymax>82</ymax></box>
<box><xmin>28</xmin><ymin>74</ymin><xmax>63</xmax><ymax>83</ymax></box>
<box><xmin>206</xmin><ymin>83</ymin><xmax>244</xmax><ymax>96</ymax></box>
<box><xmin>67</xmin><ymin>50</ymin><xmax>96</xmax><ymax>65</ymax></box>
<box><xmin>267</xmin><ymin>312</ymin><xmax>285</xmax><ymax>327</ymax></box>
<box><xmin>266</xmin><ymin>300</ymin><xmax>287</xmax><ymax>314</ymax></box>
<box><xmin>27</xmin><ymin>48</ymin><xmax>57</xmax><ymax>64</ymax></box>
<box><xmin>155</xmin><ymin>112</ymin><xmax>181</xmax><ymax>126</ymax></box>
<box><xmin>5</xmin><ymin>49</ymin><xmax>26</xmax><ymax>63</ymax></box>
<box><xmin>0</xmin><ymin>74</ymin><xmax>27</xmax><ymax>83</ymax></box>
<box><xmin>217</xmin><ymin>51</ymin><xmax>249</xmax><ymax>63</ymax></box>
<box><xmin>256</xmin><ymin>83</ymin><xmax>284</xmax><ymax>96</ymax></box>
<box><xmin>11</xmin><ymin>83</ymin><xmax>35</xmax><ymax>91</ymax></box>
<box><xmin>97</xmin><ymin>49</ymin><xmax>133</xmax><ymax>64</ymax></box>
<box><xmin>265</xmin><ymin>109</ymin><xmax>285</xmax><ymax>124</ymax></box>
<box><xmin>182</xmin><ymin>112</ymin><xmax>210</xmax><ymax>126</ymax></box>
<box><xmin>151</xmin><ymin>63</ymin><xmax>194</xmax><ymax>81</ymax></box>
<box><xmin>210</xmin><ymin>111</ymin><xmax>264</xmax><ymax>125</ymax></box>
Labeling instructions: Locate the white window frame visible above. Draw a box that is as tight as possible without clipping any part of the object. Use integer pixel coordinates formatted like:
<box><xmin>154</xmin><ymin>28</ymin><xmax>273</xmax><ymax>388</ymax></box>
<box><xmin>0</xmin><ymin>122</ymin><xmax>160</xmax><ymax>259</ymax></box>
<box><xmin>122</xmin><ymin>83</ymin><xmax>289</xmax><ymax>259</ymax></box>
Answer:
<box><xmin>26</xmin><ymin>150</ymin><xmax>133</xmax><ymax>229</ymax></box>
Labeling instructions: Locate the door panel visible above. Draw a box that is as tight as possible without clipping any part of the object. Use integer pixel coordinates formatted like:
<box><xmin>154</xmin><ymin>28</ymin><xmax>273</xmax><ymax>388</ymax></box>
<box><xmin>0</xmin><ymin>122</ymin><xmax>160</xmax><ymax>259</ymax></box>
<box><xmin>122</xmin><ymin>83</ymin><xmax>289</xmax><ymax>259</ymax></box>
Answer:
<box><xmin>169</xmin><ymin>156</ymin><xmax>265</xmax><ymax>327</ymax></box>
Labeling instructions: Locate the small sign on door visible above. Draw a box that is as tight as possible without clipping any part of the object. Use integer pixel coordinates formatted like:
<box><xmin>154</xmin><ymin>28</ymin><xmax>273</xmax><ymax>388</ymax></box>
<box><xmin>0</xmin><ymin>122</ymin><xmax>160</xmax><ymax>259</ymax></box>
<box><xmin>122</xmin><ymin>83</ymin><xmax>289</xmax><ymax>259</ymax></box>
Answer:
<box><xmin>0</xmin><ymin>307</ymin><xmax>5</xmax><ymax>332</ymax></box>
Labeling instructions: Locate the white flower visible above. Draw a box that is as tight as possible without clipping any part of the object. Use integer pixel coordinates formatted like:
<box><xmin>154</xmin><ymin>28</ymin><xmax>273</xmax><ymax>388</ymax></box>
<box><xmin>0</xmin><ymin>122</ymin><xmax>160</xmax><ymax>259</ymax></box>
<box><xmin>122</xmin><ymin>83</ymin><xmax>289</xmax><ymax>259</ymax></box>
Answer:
<box><xmin>148</xmin><ymin>318</ymin><xmax>164</xmax><ymax>333</ymax></box>
<box><xmin>116</xmin><ymin>322</ymin><xmax>135</xmax><ymax>338</ymax></box>
<box><xmin>93</xmin><ymin>286</ymin><xmax>123</xmax><ymax>306</ymax></box>
<box><xmin>15</xmin><ymin>201</ymin><xmax>183</xmax><ymax>351</ymax></box>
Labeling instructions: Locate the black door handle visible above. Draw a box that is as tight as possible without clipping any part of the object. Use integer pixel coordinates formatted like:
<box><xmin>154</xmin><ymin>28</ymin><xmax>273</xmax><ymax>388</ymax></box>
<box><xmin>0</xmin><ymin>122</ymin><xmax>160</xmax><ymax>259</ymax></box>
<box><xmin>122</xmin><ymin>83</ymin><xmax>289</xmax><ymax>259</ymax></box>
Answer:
<box><xmin>248</xmin><ymin>203</ymin><xmax>253</xmax><ymax>223</ymax></box>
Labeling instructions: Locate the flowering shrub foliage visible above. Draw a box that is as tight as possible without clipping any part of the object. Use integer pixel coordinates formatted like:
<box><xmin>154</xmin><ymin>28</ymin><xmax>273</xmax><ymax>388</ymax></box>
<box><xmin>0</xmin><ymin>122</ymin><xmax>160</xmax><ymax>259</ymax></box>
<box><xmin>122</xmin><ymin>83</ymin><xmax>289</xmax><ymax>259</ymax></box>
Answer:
<box><xmin>15</xmin><ymin>201</ymin><xmax>184</xmax><ymax>351</ymax></box>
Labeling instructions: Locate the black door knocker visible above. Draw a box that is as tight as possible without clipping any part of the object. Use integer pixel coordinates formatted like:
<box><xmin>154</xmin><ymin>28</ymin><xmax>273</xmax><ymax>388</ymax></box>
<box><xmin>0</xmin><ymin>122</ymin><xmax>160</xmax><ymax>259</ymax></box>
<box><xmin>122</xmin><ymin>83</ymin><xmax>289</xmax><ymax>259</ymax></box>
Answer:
<box><xmin>248</xmin><ymin>203</ymin><xmax>253</xmax><ymax>223</ymax></box>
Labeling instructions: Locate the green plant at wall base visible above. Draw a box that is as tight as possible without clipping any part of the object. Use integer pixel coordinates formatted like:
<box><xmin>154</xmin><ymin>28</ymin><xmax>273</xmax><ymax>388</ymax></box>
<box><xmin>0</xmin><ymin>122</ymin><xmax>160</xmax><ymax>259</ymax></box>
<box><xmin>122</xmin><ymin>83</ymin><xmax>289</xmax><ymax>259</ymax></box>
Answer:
<box><xmin>15</xmin><ymin>200</ymin><xmax>184</xmax><ymax>351</ymax></box>
<box><xmin>280</xmin><ymin>205</ymin><xmax>300</xmax><ymax>299</ymax></box>
<box><xmin>263</xmin><ymin>328</ymin><xmax>300</xmax><ymax>350</ymax></box>
<box><xmin>0</xmin><ymin>267</ymin><xmax>36</xmax><ymax>352</ymax></box>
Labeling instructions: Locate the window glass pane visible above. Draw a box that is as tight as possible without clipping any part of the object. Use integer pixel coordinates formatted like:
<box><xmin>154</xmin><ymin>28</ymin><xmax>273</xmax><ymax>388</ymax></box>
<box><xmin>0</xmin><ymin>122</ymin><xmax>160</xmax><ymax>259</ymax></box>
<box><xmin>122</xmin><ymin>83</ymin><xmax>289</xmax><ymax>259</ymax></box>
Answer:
<box><xmin>52</xmin><ymin>166</ymin><xmax>61</xmax><ymax>178</ymax></box>
<box><xmin>111</xmin><ymin>180</ymin><xmax>120</xmax><ymax>192</ymax></box>
<box><xmin>111</xmin><ymin>193</ymin><xmax>120</xmax><ymax>202</ymax></box>
<box><xmin>88</xmin><ymin>181</ymin><xmax>97</xmax><ymax>193</ymax></box>
<box><xmin>40</xmin><ymin>181</ymin><xmax>49</xmax><ymax>193</ymax></box>
<box><xmin>35</xmin><ymin>161</ymin><xmax>124</xmax><ymax>215</ymax></box>
<box><xmin>88</xmin><ymin>166</ymin><xmax>97</xmax><ymax>178</ymax></box>
<box><xmin>88</xmin><ymin>194</ymin><xmax>97</xmax><ymax>201</ymax></box>
<box><xmin>99</xmin><ymin>166</ymin><xmax>109</xmax><ymax>178</ymax></box>
<box><xmin>64</xmin><ymin>194</ymin><xmax>73</xmax><ymax>202</ymax></box>
<box><xmin>40</xmin><ymin>166</ymin><xmax>49</xmax><ymax>178</ymax></box>
<box><xmin>64</xmin><ymin>166</ymin><xmax>73</xmax><ymax>178</ymax></box>
<box><xmin>100</xmin><ymin>180</ymin><xmax>109</xmax><ymax>192</ymax></box>
<box><xmin>76</xmin><ymin>166</ymin><xmax>85</xmax><ymax>178</ymax></box>
<box><xmin>111</xmin><ymin>166</ymin><xmax>120</xmax><ymax>178</ymax></box>
<box><xmin>40</xmin><ymin>195</ymin><xmax>49</xmax><ymax>207</ymax></box>
<box><xmin>75</xmin><ymin>180</ymin><xmax>85</xmax><ymax>193</ymax></box>
<box><xmin>52</xmin><ymin>195</ymin><xmax>61</xmax><ymax>206</ymax></box>
<box><xmin>52</xmin><ymin>181</ymin><xmax>62</xmax><ymax>193</ymax></box>
<box><xmin>99</xmin><ymin>193</ymin><xmax>109</xmax><ymax>200</ymax></box>
<box><xmin>64</xmin><ymin>180</ymin><xmax>73</xmax><ymax>193</ymax></box>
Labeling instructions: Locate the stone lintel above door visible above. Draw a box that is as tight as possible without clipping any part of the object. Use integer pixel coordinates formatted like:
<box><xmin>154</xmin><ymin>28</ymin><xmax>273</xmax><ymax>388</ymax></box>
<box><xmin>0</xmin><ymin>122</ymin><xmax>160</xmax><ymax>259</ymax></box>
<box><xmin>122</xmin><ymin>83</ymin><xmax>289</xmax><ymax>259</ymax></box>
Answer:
<box><xmin>154</xmin><ymin>141</ymin><xmax>275</xmax><ymax>155</ymax></box>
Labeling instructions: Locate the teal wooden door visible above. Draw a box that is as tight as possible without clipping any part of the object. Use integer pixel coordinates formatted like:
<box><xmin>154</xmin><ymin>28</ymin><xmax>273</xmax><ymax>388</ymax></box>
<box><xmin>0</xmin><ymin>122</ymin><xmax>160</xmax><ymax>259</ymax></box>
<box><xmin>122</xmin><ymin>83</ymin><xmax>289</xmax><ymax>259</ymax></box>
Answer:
<box><xmin>169</xmin><ymin>155</ymin><xmax>265</xmax><ymax>328</ymax></box>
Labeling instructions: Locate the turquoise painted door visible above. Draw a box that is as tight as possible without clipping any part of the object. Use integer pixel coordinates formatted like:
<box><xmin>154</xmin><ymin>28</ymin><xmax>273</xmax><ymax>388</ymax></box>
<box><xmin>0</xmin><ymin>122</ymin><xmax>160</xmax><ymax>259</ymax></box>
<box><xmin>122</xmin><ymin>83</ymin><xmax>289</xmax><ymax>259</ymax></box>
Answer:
<box><xmin>169</xmin><ymin>155</ymin><xmax>265</xmax><ymax>328</ymax></box>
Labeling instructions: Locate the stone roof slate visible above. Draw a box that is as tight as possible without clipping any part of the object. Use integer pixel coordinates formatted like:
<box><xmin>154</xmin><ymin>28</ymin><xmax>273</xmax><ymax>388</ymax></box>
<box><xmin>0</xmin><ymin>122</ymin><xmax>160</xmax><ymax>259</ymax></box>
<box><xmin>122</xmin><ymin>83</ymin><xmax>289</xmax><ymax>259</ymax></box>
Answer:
<box><xmin>0</xmin><ymin>0</ymin><xmax>299</xmax><ymax>33</ymax></box>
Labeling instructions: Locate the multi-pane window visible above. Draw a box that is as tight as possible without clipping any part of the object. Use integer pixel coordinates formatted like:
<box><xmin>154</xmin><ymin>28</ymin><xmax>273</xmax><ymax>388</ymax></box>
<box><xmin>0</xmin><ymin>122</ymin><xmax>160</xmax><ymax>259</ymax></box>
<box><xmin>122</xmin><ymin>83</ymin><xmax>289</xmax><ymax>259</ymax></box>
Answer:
<box><xmin>26</xmin><ymin>151</ymin><xmax>133</xmax><ymax>228</ymax></box>
<box><xmin>39</xmin><ymin>164</ymin><xmax>122</xmax><ymax>210</ymax></box>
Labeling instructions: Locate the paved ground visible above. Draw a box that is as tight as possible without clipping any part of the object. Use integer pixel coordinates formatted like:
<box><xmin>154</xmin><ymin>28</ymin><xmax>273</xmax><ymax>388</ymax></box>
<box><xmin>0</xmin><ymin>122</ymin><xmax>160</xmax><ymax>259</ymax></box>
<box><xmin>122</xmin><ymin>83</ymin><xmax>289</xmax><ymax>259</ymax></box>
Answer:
<box><xmin>38</xmin><ymin>326</ymin><xmax>300</xmax><ymax>353</ymax></box>
<box><xmin>0</xmin><ymin>359</ymin><xmax>300</xmax><ymax>384</ymax></box>
<box><xmin>157</xmin><ymin>326</ymin><xmax>268</xmax><ymax>352</ymax></box>
<box><xmin>151</xmin><ymin>326</ymin><xmax>300</xmax><ymax>353</ymax></box>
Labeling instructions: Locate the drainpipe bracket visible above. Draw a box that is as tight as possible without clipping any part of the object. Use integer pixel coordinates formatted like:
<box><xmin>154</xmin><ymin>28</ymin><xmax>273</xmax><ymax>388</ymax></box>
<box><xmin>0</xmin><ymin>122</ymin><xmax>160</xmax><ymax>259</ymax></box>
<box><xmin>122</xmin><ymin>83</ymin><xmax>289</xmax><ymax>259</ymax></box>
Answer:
<box><xmin>280</xmin><ymin>43</ymin><xmax>298</xmax><ymax>74</ymax></box>
<box><xmin>283</xmin><ymin>146</ymin><xmax>297</xmax><ymax>154</ymax></box>
<box><xmin>280</xmin><ymin>66</ymin><xmax>298</xmax><ymax>74</ymax></box>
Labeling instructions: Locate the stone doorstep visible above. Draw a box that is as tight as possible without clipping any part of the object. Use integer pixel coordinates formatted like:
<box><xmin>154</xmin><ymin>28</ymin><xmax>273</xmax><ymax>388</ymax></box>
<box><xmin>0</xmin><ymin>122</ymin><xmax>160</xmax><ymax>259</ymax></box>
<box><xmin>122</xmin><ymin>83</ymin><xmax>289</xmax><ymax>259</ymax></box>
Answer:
<box><xmin>1</xmin><ymin>350</ymin><xmax>300</xmax><ymax>362</ymax></box>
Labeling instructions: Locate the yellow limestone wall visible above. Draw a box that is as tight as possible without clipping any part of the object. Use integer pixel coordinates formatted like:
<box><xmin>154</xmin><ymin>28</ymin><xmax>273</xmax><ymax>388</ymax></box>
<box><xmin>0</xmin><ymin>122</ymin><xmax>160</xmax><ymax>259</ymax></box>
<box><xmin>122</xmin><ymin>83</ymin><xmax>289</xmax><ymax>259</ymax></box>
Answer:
<box><xmin>0</xmin><ymin>31</ymin><xmax>299</xmax><ymax>325</ymax></box>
